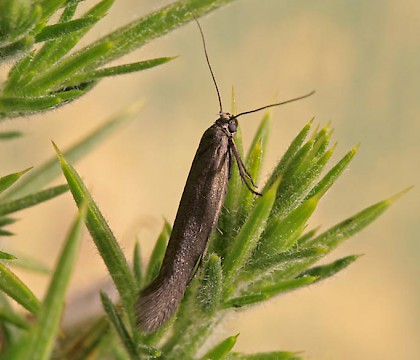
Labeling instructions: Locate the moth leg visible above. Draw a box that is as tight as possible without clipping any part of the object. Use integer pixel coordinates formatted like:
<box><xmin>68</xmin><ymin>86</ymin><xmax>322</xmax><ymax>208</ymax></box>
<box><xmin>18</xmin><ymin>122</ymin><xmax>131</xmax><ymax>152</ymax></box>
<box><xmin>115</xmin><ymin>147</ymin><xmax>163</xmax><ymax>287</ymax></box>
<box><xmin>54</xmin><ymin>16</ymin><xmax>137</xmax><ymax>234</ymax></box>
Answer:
<box><xmin>229</xmin><ymin>137</ymin><xmax>257</xmax><ymax>186</ymax></box>
<box><xmin>229</xmin><ymin>138</ymin><xmax>262</xmax><ymax>196</ymax></box>
<box><xmin>233</xmin><ymin>147</ymin><xmax>257</xmax><ymax>187</ymax></box>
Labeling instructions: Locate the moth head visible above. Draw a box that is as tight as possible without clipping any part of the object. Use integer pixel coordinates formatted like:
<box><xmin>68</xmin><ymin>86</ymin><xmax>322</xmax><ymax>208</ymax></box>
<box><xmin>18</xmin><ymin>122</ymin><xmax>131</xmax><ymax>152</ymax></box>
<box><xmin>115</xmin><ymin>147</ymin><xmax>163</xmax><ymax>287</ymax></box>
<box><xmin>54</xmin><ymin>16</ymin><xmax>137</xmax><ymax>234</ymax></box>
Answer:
<box><xmin>216</xmin><ymin>112</ymin><xmax>238</xmax><ymax>136</ymax></box>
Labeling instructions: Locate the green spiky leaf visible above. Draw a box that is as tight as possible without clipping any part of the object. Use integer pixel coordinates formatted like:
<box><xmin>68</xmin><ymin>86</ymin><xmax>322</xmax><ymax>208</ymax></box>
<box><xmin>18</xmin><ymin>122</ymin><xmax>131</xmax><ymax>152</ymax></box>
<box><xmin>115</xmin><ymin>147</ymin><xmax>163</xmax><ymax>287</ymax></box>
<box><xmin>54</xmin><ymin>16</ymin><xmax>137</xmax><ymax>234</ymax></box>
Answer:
<box><xmin>53</xmin><ymin>142</ymin><xmax>137</xmax><ymax>324</ymax></box>
<box><xmin>200</xmin><ymin>333</ymin><xmax>239</xmax><ymax>360</ymax></box>
<box><xmin>0</xmin><ymin>131</ymin><xmax>24</xmax><ymax>140</ymax></box>
<box><xmin>1</xmin><ymin>104</ymin><xmax>140</xmax><ymax>201</ymax></box>
<box><xmin>298</xmin><ymin>255</ymin><xmax>361</xmax><ymax>282</ymax></box>
<box><xmin>0</xmin><ymin>167</ymin><xmax>31</xmax><ymax>193</ymax></box>
<box><xmin>17</xmin><ymin>207</ymin><xmax>86</xmax><ymax>360</ymax></box>
<box><xmin>0</xmin><ymin>184</ymin><xmax>68</xmax><ymax>216</ymax></box>
<box><xmin>100</xmin><ymin>291</ymin><xmax>139</xmax><ymax>360</ymax></box>
<box><xmin>0</xmin><ymin>262</ymin><xmax>40</xmax><ymax>314</ymax></box>
<box><xmin>34</xmin><ymin>17</ymin><xmax>100</xmax><ymax>43</ymax></box>
<box><xmin>145</xmin><ymin>220</ymin><xmax>171</xmax><ymax>285</ymax></box>
<box><xmin>0</xmin><ymin>250</ymin><xmax>16</xmax><ymax>260</ymax></box>
<box><xmin>133</xmin><ymin>241</ymin><xmax>143</xmax><ymax>288</ymax></box>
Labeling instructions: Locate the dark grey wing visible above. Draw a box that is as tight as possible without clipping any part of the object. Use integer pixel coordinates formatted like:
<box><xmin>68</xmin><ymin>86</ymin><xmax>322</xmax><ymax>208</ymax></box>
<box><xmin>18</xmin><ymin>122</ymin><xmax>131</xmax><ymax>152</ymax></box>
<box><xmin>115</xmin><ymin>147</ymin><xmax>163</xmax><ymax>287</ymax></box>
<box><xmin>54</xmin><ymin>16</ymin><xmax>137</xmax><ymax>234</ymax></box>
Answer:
<box><xmin>135</xmin><ymin>124</ymin><xmax>231</xmax><ymax>333</ymax></box>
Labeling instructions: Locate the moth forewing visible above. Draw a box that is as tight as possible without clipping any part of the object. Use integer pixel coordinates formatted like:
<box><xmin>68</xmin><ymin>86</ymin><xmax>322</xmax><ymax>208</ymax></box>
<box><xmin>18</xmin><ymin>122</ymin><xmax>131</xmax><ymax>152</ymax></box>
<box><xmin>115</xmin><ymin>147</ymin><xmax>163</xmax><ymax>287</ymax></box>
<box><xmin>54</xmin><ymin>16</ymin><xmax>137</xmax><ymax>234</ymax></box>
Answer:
<box><xmin>135</xmin><ymin>117</ymin><xmax>234</xmax><ymax>332</ymax></box>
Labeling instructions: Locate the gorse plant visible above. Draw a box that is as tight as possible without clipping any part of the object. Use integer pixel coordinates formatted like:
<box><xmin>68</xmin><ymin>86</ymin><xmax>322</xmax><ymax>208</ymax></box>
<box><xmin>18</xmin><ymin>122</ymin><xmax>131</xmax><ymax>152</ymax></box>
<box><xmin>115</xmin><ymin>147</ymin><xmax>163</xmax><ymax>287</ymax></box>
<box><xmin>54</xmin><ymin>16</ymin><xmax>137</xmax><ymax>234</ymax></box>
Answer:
<box><xmin>0</xmin><ymin>0</ymin><xmax>407</xmax><ymax>359</ymax></box>
<box><xmin>0</xmin><ymin>0</ymin><xmax>233</xmax><ymax>118</ymax></box>
<box><xmin>53</xmin><ymin>117</ymin><xmax>407</xmax><ymax>360</ymax></box>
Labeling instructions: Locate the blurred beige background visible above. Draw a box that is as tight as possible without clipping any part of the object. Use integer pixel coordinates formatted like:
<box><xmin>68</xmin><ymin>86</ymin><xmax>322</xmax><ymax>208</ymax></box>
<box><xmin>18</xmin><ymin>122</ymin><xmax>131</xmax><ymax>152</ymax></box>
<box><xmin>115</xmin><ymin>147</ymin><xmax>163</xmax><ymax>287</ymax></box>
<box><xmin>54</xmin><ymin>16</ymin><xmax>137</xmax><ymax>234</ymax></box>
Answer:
<box><xmin>1</xmin><ymin>0</ymin><xmax>419</xmax><ymax>359</ymax></box>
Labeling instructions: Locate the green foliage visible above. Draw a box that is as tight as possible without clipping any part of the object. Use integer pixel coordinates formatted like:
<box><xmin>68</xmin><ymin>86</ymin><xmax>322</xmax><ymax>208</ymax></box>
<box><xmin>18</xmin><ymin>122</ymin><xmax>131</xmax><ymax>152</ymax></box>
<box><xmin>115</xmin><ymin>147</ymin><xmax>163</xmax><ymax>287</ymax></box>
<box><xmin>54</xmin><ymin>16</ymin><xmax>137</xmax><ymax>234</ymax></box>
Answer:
<box><xmin>54</xmin><ymin>141</ymin><xmax>138</xmax><ymax>322</ymax></box>
<box><xmin>200</xmin><ymin>334</ymin><xmax>239</xmax><ymax>360</ymax></box>
<box><xmin>0</xmin><ymin>0</ymin><xmax>41</xmax><ymax>59</ymax></box>
<box><xmin>0</xmin><ymin>260</ymin><xmax>40</xmax><ymax>314</ymax></box>
<box><xmin>55</xmin><ymin>316</ymin><xmax>111</xmax><ymax>360</ymax></box>
<box><xmin>100</xmin><ymin>291</ymin><xmax>141</xmax><ymax>360</ymax></box>
<box><xmin>0</xmin><ymin>184</ymin><xmax>69</xmax><ymax>216</ymax></box>
<box><xmin>50</xmin><ymin>115</ymin><xmax>403</xmax><ymax>359</ymax></box>
<box><xmin>144</xmin><ymin>221</ymin><xmax>171</xmax><ymax>285</ymax></box>
<box><xmin>0</xmin><ymin>113</ymin><xmax>403</xmax><ymax>358</ymax></box>
<box><xmin>0</xmin><ymin>104</ymin><xmax>140</xmax><ymax>202</ymax></box>
<box><xmin>0</xmin><ymin>167</ymin><xmax>32</xmax><ymax>193</ymax></box>
<box><xmin>0</xmin><ymin>130</ymin><xmax>24</xmax><ymax>139</ymax></box>
<box><xmin>0</xmin><ymin>0</ymin><xmax>238</xmax><ymax>119</ymax></box>
<box><xmin>133</xmin><ymin>241</ymin><xmax>143</xmax><ymax>288</ymax></box>
<box><xmin>0</xmin><ymin>0</ymin><xmax>407</xmax><ymax>359</ymax></box>
<box><xmin>0</xmin><ymin>103</ymin><xmax>143</xmax><ymax>358</ymax></box>
<box><xmin>4</xmin><ymin>208</ymin><xmax>86</xmax><ymax>360</ymax></box>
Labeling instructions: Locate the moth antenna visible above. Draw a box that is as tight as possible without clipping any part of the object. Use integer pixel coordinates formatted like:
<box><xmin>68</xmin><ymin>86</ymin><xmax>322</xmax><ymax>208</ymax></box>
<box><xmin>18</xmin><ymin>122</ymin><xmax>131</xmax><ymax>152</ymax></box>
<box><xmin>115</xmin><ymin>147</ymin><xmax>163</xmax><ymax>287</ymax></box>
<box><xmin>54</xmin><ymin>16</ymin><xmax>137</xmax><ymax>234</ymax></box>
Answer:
<box><xmin>193</xmin><ymin>15</ymin><xmax>224</xmax><ymax>114</ymax></box>
<box><xmin>235</xmin><ymin>90</ymin><xmax>315</xmax><ymax>118</ymax></box>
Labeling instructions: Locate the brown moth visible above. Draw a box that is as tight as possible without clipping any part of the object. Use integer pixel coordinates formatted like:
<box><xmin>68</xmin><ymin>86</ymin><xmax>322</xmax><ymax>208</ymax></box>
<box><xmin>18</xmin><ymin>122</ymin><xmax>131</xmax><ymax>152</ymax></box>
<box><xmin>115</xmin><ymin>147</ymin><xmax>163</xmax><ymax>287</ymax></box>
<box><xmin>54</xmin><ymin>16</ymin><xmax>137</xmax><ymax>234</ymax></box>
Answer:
<box><xmin>135</xmin><ymin>18</ymin><xmax>314</xmax><ymax>333</ymax></box>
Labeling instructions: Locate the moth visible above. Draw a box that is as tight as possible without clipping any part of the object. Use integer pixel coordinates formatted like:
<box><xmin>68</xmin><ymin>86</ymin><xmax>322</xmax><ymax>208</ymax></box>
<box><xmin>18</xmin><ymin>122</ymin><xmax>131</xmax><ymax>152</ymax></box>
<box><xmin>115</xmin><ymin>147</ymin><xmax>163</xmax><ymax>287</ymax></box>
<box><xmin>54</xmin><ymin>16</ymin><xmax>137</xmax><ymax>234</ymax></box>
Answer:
<box><xmin>135</xmin><ymin>18</ymin><xmax>314</xmax><ymax>333</ymax></box>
